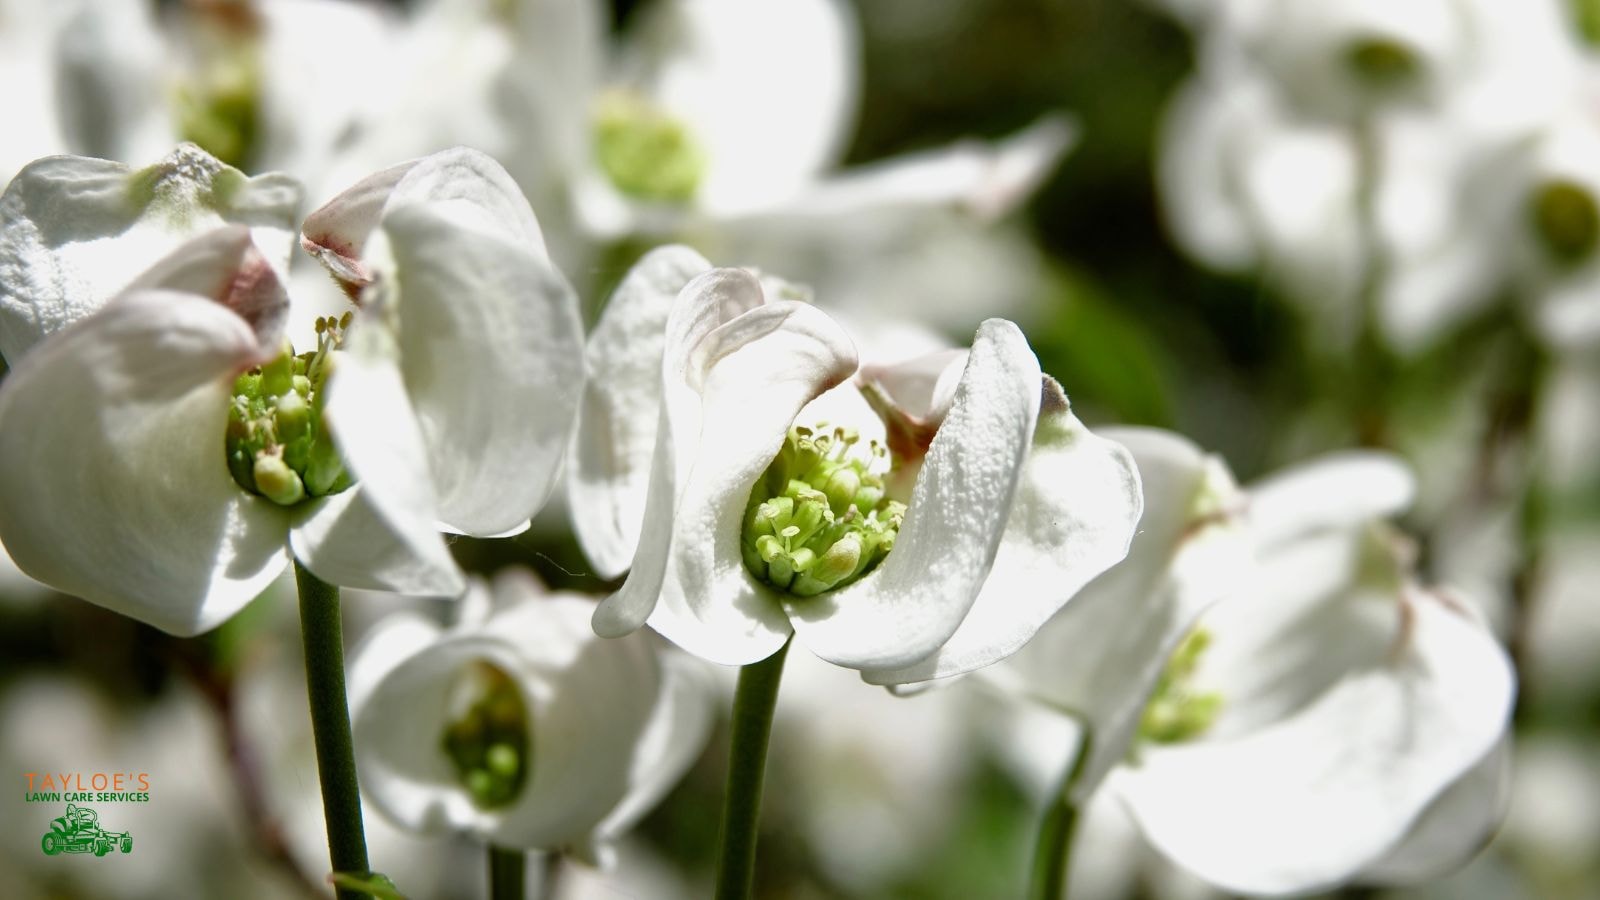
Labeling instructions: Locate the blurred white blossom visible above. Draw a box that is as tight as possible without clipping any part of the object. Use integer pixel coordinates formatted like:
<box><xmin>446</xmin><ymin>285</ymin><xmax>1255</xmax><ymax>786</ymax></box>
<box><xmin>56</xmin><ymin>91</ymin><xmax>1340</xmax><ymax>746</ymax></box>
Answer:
<box><xmin>348</xmin><ymin>570</ymin><xmax>714</xmax><ymax>866</ymax></box>
<box><xmin>994</xmin><ymin>439</ymin><xmax>1515</xmax><ymax>895</ymax></box>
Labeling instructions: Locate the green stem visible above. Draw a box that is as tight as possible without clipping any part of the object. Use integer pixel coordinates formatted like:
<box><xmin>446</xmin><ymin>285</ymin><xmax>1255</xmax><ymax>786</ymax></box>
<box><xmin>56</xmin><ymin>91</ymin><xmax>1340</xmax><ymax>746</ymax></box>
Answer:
<box><xmin>713</xmin><ymin>637</ymin><xmax>793</xmax><ymax>900</ymax></box>
<box><xmin>488</xmin><ymin>844</ymin><xmax>526</xmax><ymax>900</ymax></box>
<box><xmin>1028</xmin><ymin>723</ymin><xmax>1093</xmax><ymax>900</ymax></box>
<box><xmin>294</xmin><ymin>561</ymin><xmax>370</xmax><ymax>899</ymax></box>
<box><xmin>1351</xmin><ymin>116</ymin><xmax>1395</xmax><ymax>448</ymax></box>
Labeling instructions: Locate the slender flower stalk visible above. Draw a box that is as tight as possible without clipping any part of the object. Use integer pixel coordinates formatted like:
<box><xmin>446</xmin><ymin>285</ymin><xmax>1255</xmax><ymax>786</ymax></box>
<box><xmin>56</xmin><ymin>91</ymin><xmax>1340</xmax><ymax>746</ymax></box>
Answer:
<box><xmin>294</xmin><ymin>561</ymin><xmax>369</xmax><ymax>898</ymax></box>
<box><xmin>489</xmin><ymin>845</ymin><xmax>526</xmax><ymax>900</ymax></box>
<box><xmin>1028</xmin><ymin>722</ymin><xmax>1093</xmax><ymax>900</ymax></box>
<box><xmin>715</xmin><ymin>638</ymin><xmax>793</xmax><ymax>900</ymax></box>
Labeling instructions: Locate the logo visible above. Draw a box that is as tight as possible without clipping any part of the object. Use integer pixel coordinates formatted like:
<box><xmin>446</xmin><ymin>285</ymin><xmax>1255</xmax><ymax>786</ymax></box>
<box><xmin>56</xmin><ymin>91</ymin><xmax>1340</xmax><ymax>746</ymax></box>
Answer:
<box><xmin>39</xmin><ymin>804</ymin><xmax>133</xmax><ymax>857</ymax></box>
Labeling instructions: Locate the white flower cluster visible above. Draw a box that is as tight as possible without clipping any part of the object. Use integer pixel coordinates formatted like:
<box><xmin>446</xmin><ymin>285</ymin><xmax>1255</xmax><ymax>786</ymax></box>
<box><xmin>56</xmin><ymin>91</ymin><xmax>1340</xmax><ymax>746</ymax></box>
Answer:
<box><xmin>0</xmin><ymin>1</ymin><xmax>1522</xmax><ymax>896</ymax></box>
<box><xmin>1156</xmin><ymin>0</ymin><xmax>1600</xmax><ymax>351</ymax></box>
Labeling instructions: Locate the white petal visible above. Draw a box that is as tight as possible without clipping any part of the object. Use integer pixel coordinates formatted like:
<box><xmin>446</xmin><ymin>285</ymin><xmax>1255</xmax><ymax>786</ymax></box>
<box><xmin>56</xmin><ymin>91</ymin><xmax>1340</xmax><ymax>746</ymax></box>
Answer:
<box><xmin>592</xmin><ymin>267</ymin><xmax>771</xmax><ymax>637</ymax></box>
<box><xmin>858</xmin><ymin>347</ymin><xmax>969</xmax><ymax>423</ymax></box>
<box><xmin>586</xmin><ymin>649</ymin><xmax>717</xmax><ymax>857</ymax></box>
<box><xmin>621</xmin><ymin>0</ymin><xmax>859</xmax><ymax>210</ymax></box>
<box><xmin>290</xmin><ymin>487</ymin><xmax>465</xmax><ymax>600</ymax></box>
<box><xmin>302</xmin><ymin>146</ymin><xmax>552</xmax><ymax>294</ymax></box>
<box><xmin>0</xmin><ymin>146</ymin><xmax>302</xmax><ymax>362</ymax></box>
<box><xmin>124</xmin><ymin>225</ymin><xmax>290</xmax><ymax>345</ymax></box>
<box><xmin>862</xmin><ymin>383</ymin><xmax>1142</xmax><ymax>683</ymax></box>
<box><xmin>0</xmin><ymin>3</ymin><xmax>70</xmax><ymax>183</ymax></box>
<box><xmin>375</xmin><ymin>200</ymin><xmax>584</xmax><ymax>535</ymax></box>
<box><xmin>52</xmin><ymin>0</ymin><xmax>170</xmax><ymax>165</ymax></box>
<box><xmin>1248</xmin><ymin>451</ymin><xmax>1415</xmax><ymax>549</ymax></box>
<box><xmin>972</xmin><ymin>427</ymin><xmax>1246</xmax><ymax>795</ymax></box>
<box><xmin>1156</xmin><ymin>77</ymin><xmax>1260</xmax><ymax>273</ymax></box>
<box><xmin>247</xmin><ymin>0</ymin><xmax>401</xmax><ymax>177</ymax></box>
<box><xmin>646</xmin><ymin>298</ymin><xmax>858</xmax><ymax>665</ymax></box>
<box><xmin>319</xmin><ymin>306</ymin><xmax>465</xmax><ymax>596</ymax></box>
<box><xmin>1360</xmin><ymin>743</ymin><xmax>1511</xmax><ymax>884</ymax></box>
<box><xmin>346</xmin><ymin>609</ymin><xmax>447</xmax><ymax>712</ymax></box>
<box><xmin>0</xmin><ymin>290</ymin><xmax>289</xmax><ymax>634</ymax></box>
<box><xmin>568</xmin><ymin>245</ymin><xmax>711</xmax><ymax>579</ymax></box>
<box><xmin>743</xmin><ymin>116</ymin><xmax>1077</xmax><ymax>222</ymax></box>
<box><xmin>787</xmin><ymin>319</ymin><xmax>1040</xmax><ymax>671</ymax></box>
<box><xmin>1112</xmin><ymin>592</ymin><xmax>1514</xmax><ymax>896</ymax></box>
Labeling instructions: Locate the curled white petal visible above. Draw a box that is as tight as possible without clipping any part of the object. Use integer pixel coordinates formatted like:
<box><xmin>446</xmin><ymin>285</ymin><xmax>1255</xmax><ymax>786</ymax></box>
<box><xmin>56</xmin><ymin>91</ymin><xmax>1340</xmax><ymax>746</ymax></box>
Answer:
<box><xmin>569</xmin><ymin>245</ymin><xmax>712</xmax><ymax>579</ymax></box>
<box><xmin>787</xmin><ymin>319</ymin><xmax>1040</xmax><ymax>670</ymax></box>
<box><xmin>756</xmin><ymin>116</ymin><xmax>1077</xmax><ymax>223</ymax></box>
<box><xmin>592</xmin><ymin>266</ymin><xmax>774</xmax><ymax>638</ymax></box>
<box><xmin>290</xmin><ymin>488</ymin><xmax>465</xmax><ymax>600</ymax></box>
<box><xmin>1112</xmin><ymin>590</ymin><xmax>1513</xmax><ymax>895</ymax></box>
<box><xmin>1360</xmin><ymin>743</ymin><xmax>1512</xmax><ymax>884</ymax></box>
<box><xmin>376</xmin><ymin>201</ymin><xmax>584</xmax><ymax>535</ymax></box>
<box><xmin>319</xmin><ymin>305</ymin><xmax>465</xmax><ymax>598</ymax></box>
<box><xmin>0</xmin><ymin>146</ymin><xmax>302</xmax><ymax>362</ymax></box>
<box><xmin>0</xmin><ymin>290</ymin><xmax>290</xmax><ymax>634</ymax></box>
<box><xmin>645</xmin><ymin>297</ymin><xmax>858</xmax><ymax>665</ymax></box>
<box><xmin>1247</xmin><ymin>451</ymin><xmax>1416</xmax><ymax>549</ymax></box>
<box><xmin>976</xmin><ymin>427</ymin><xmax>1246</xmax><ymax>794</ymax></box>
<box><xmin>863</xmin><ymin>384</ymin><xmax>1143</xmax><ymax>684</ymax></box>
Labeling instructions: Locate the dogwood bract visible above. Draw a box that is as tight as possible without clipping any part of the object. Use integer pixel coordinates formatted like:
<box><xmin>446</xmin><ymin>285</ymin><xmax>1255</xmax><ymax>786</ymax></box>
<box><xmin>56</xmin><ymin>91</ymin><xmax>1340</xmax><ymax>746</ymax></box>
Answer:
<box><xmin>347</xmin><ymin>569</ymin><xmax>713</xmax><ymax>864</ymax></box>
<box><xmin>0</xmin><ymin>144</ymin><xmax>582</xmax><ymax>634</ymax></box>
<box><xmin>568</xmin><ymin>246</ymin><xmax>1142</xmax><ymax>675</ymax></box>
<box><xmin>995</xmin><ymin>438</ymin><xmax>1514</xmax><ymax>895</ymax></box>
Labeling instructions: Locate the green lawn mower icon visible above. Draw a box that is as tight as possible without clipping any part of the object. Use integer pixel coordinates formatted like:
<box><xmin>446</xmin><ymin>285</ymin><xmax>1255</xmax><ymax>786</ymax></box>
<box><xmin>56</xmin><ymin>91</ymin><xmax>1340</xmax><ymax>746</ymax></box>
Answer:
<box><xmin>40</xmin><ymin>804</ymin><xmax>132</xmax><ymax>857</ymax></box>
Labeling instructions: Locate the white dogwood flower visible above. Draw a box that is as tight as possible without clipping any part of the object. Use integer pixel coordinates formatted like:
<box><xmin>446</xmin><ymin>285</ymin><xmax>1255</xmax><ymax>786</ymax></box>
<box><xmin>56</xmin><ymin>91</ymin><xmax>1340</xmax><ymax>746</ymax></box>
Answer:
<box><xmin>1157</xmin><ymin>0</ymin><xmax>1580</xmax><ymax>350</ymax></box>
<box><xmin>569</xmin><ymin>247</ymin><xmax>1142</xmax><ymax>675</ymax></box>
<box><xmin>347</xmin><ymin>570</ymin><xmax>714</xmax><ymax>863</ymax></box>
<box><xmin>320</xmin><ymin>0</ymin><xmax>1071</xmax><ymax>247</ymax></box>
<box><xmin>0</xmin><ymin>145</ymin><xmax>583</xmax><ymax>634</ymax></box>
<box><xmin>995</xmin><ymin>440</ymin><xmax>1515</xmax><ymax>895</ymax></box>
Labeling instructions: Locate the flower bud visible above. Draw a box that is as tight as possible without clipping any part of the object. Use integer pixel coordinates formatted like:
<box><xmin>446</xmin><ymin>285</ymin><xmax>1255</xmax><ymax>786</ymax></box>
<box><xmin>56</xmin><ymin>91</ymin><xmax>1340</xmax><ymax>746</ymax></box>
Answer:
<box><xmin>1530</xmin><ymin>179</ymin><xmax>1600</xmax><ymax>265</ymax></box>
<box><xmin>252</xmin><ymin>453</ymin><xmax>305</xmax><ymax>506</ymax></box>
<box><xmin>274</xmin><ymin>391</ymin><xmax>311</xmax><ymax>443</ymax></box>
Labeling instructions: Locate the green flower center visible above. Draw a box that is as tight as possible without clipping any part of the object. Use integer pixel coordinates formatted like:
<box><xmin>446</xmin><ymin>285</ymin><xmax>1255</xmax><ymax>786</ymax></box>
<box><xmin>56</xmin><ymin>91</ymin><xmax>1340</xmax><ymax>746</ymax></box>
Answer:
<box><xmin>1345</xmin><ymin>37</ymin><xmax>1420</xmax><ymax>92</ymax></box>
<box><xmin>741</xmin><ymin>424</ymin><xmax>905</xmax><ymax>598</ymax></box>
<box><xmin>1137</xmin><ymin>629</ymin><xmax>1223</xmax><ymax>746</ymax></box>
<box><xmin>175</xmin><ymin>44</ymin><xmax>261</xmax><ymax>171</ymax></box>
<box><xmin>593</xmin><ymin>90</ymin><xmax>706</xmax><ymax>203</ymax></box>
<box><xmin>1530</xmin><ymin>179</ymin><xmax>1600</xmax><ymax>265</ymax></box>
<box><xmin>440</xmin><ymin>661</ymin><xmax>531</xmax><ymax>810</ymax></box>
<box><xmin>224</xmin><ymin>315</ymin><xmax>353</xmax><ymax>507</ymax></box>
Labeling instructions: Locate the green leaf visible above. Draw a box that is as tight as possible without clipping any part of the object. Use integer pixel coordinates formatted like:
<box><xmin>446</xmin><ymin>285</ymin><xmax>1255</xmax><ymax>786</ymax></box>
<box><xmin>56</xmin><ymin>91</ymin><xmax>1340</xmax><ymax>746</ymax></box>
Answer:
<box><xmin>328</xmin><ymin>871</ymin><xmax>407</xmax><ymax>900</ymax></box>
<box><xmin>1027</xmin><ymin>265</ymin><xmax>1174</xmax><ymax>427</ymax></box>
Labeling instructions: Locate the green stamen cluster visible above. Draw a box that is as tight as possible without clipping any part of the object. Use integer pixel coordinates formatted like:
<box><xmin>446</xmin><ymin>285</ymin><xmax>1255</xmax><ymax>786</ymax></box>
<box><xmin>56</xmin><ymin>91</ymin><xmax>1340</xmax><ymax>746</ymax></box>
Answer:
<box><xmin>593</xmin><ymin>90</ymin><xmax>706</xmax><ymax>203</ymax></box>
<box><xmin>440</xmin><ymin>662</ymin><xmax>531</xmax><ymax>810</ymax></box>
<box><xmin>741</xmin><ymin>424</ymin><xmax>905</xmax><ymax>598</ymax></box>
<box><xmin>1138</xmin><ymin>629</ymin><xmax>1224</xmax><ymax>746</ymax></box>
<box><xmin>1531</xmin><ymin>179</ymin><xmax>1600</xmax><ymax>265</ymax></box>
<box><xmin>1346</xmin><ymin>37</ymin><xmax>1420</xmax><ymax>91</ymax></box>
<box><xmin>225</xmin><ymin>315</ymin><xmax>352</xmax><ymax>506</ymax></box>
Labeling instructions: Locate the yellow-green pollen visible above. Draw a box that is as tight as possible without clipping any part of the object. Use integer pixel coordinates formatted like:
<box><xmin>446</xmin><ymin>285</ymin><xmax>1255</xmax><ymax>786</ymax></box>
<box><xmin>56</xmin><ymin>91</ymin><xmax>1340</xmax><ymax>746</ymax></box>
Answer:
<box><xmin>225</xmin><ymin>315</ymin><xmax>353</xmax><ymax>506</ymax></box>
<box><xmin>593</xmin><ymin>90</ymin><xmax>706</xmax><ymax>203</ymax></box>
<box><xmin>440</xmin><ymin>662</ymin><xmax>531</xmax><ymax>810</ymax></box>
<box><xmin>1345</xmin><ymin>37</ymin><xmax>1420</xmax><ymax>91</ymax></box>
<box><xmin>741</xmin><ymin>424</ymin><xmax>905</xmax><ymax>598</ymax></box>
<box><xmin>1531</xmin><ymin>179</ymin><xmax>1600</xmax><ymax>265</ymax></box>
<box><xmin>1138</xmin><ymin>629</ymin><xmax>1224</xmax><ymax>745</ymax></box>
